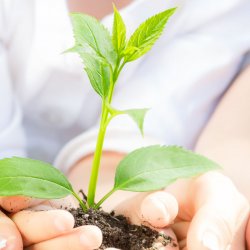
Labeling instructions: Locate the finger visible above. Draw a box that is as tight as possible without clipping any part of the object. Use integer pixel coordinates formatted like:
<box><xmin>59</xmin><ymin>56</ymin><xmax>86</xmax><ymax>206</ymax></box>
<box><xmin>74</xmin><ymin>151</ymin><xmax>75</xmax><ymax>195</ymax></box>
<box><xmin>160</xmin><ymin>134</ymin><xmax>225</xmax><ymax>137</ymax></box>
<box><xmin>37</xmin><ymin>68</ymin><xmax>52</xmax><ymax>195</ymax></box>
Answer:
<box><xmin>25</xmin><ymin>225</ymin><xmax>102</xmax><ymax>250</ymax></box>
<box><xmin>0</xmin><ymin>210</ymin><xmax>23</xmax><ymax>250</ymax></box>
<box><xmin>186</xmin><ymin>172</ymin><xmax>249</xmax><ymax>250</ymax></box>
<box><xmin>114</xmin><ymin>191</ymin><xmax>178</xmax><ymax>228</ymax></box>
<box><xmin>11</xmin><ymin>210</ymin><xmax>75</xmax><ymax>246</ymax></box>
<box><xmin>0</xmin><ymin>196</ymin><xmax>43</xmax><ymax>212</ymax></box>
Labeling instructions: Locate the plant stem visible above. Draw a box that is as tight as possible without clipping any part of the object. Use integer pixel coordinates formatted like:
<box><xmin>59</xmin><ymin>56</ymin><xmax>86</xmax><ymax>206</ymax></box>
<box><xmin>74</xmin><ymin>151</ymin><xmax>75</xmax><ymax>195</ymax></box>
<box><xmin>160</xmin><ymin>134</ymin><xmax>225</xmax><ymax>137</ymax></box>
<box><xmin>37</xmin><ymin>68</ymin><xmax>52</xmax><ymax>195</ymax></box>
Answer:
<box><xmin>72</xmin><ymin>191</ymin><xmax>88</xmax><ymax>211</ymax></box>
<box><xmin>94</xmin><ymin>188</ymin><xmax>117</xmax><ymax>209</ymax></box>
<box><xmin>86</xmin><ymin>60</ymin><xmax>126</xmax><ymax>208</ymax></box>
<box><xmin>87</xmin><ymin>102</ymin><xmax>109</xmax><ymax>207</ymax></box>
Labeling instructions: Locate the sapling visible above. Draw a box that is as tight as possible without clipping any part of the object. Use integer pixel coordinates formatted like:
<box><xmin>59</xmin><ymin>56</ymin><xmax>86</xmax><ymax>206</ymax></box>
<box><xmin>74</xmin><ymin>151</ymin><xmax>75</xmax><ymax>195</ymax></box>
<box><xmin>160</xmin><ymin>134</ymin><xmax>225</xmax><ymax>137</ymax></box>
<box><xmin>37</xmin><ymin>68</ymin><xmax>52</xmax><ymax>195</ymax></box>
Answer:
<box><xmin>0</xmin><ymin>6</ymin><xmax>220</xmax><ymax>214</ymax></box>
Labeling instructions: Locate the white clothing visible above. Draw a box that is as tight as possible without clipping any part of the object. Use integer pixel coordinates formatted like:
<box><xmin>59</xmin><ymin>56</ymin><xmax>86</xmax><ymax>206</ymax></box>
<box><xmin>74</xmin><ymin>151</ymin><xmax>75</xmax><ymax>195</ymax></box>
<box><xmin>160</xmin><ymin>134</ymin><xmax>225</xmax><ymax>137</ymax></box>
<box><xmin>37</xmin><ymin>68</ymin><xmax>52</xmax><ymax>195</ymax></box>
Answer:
<box><xmin>0</xmin><ymin>0</ymin><xmax>250</xmax><ymax>171</ymax></box>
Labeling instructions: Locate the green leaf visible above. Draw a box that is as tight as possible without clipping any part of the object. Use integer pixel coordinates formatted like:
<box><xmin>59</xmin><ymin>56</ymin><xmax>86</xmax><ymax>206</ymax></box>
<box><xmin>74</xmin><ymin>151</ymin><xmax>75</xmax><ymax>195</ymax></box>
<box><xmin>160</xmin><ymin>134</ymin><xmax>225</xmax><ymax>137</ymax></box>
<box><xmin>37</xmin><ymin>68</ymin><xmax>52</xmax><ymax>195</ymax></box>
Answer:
<box><xmin>0</xmin><ymin>157</ymin><xmax>74</xmax><ymax>199</ymax></box>
<box><xmin>114</xmin><ymin>146</ymin><xmax>221</xmax><ymax>192</ymax></box>
<box><xmin>74</xmin><ymin>45</ymin><xmax>111</xmax><ymax>97</ymax></box>
<box><xmin>112</xmin><ymin>5</ymin><xmax>126</xmax><ymax>54</ymax></box>
<box><xmin>70</xmin><ymin>13</ymin><xmax>117</xmax><ymax>67</ymax></box>
<box><xmin>124</xmin><ymin>8</ymin><xmax>176</xmax><ymax>62</ymax></box>
<box><xmin>84</xmin><ymin>63</ymin><xmax>111</xmax><ymax>98</ymax></box>
<box><xmin>68</xmin><ymin>13</ymin><xmax>118</xmax><ymax>98</ymax></box>
<box><xmin>123</xmin><ymin>108</ymin><xmax>149</xmax><ymax>136</ymax></box>
<box><xmin>64</xmin><ymin>44</ymin><xmax>107</xmax><ymax>64</ymax></box>
<box><xmin>67</xmin><ymin>45</ymin><xmax>111</xmax><ymax>98</ymax></box>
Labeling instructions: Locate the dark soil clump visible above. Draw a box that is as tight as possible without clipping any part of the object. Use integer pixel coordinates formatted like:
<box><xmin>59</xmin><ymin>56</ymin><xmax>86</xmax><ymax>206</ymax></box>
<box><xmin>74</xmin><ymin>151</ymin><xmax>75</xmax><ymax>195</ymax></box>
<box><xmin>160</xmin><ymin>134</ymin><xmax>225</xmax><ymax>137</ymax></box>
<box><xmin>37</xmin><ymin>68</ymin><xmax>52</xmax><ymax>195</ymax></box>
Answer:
<box><xmin>69</xmin><ymin>207</ymin><xmax>177</xmax><ymax>250</ymax></box>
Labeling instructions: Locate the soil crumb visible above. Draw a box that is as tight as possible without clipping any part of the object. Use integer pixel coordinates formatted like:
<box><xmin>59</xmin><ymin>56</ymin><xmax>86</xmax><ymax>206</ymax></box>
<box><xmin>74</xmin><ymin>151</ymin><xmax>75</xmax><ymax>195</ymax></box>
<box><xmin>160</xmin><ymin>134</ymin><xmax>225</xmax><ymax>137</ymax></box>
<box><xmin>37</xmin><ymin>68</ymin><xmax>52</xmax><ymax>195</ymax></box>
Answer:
<box><xmin>69</xmin><ymin>208</ymin><xmax>177</xmax><ymax>250</ymax></box>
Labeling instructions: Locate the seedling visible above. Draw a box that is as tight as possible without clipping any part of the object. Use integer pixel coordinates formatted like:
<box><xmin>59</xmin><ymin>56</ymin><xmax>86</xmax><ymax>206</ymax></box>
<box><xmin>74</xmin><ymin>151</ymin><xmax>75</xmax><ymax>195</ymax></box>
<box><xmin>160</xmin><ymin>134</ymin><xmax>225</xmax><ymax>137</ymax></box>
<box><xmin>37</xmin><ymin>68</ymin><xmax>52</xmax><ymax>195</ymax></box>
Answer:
<box><xmin>0</xmin><ymin>6</ymin><xmax>220</xmax><ymax>212</ymax></box>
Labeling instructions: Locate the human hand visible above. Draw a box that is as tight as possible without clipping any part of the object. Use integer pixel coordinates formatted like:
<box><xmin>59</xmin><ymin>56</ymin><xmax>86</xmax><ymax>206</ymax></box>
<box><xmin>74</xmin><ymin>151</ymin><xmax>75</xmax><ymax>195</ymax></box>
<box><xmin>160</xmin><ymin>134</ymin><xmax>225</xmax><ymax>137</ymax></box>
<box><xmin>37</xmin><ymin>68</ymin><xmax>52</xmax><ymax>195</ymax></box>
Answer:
<box><xmin>115</xmin><ymin>172</ymin><xmax>249</xmax><ymax>250</ymax></box>
<box><xmin>0</xmin><ymin>196</ymin><xmax>41</xmax><ymax>249</ymax></box>
<box><xmin>0</xmin><ymin>196</ymin><xmax>104</xmax><ymax>250</ymax></box>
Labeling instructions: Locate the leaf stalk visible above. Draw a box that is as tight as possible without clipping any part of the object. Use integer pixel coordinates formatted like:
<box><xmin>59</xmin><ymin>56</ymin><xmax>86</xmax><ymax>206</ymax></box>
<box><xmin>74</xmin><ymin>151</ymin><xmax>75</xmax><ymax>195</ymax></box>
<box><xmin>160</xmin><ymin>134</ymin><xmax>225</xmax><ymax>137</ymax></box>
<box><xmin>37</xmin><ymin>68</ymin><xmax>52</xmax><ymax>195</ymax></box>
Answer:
<box><xmin>94</xmin><ymin>188</ymin><xmax>117</xmax><ymax>209</ymax></box>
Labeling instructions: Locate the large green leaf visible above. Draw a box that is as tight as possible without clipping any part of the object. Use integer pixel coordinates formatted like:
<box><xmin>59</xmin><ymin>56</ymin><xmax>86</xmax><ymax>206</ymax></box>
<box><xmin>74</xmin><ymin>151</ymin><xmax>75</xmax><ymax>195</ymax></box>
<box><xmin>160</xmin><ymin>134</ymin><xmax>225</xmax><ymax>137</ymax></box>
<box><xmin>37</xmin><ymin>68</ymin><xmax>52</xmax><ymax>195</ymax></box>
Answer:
<box><xmin>124</xmin><ymin>8</ymin><xmax>176</xmax><ymax>62</ymax></box>
<box><xmin>0</xmin><ymin>157</ymin><xmax>74</xmax><ymax>199</ymax></box>
<box><xmin>112</xmin><ymin>5</ymin><xmax>126</xmax><ymax>55</ymax></box>
<box><xmin>114</xmin><ymin>146</ymin><xmax>220</xmax><ymax>192</ymax></box>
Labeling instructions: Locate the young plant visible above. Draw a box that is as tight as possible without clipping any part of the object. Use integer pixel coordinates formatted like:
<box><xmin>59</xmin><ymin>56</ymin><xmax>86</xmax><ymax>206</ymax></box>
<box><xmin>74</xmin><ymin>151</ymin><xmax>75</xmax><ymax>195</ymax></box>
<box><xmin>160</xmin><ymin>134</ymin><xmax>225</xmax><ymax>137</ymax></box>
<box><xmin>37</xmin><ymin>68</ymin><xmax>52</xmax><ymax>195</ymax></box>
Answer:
<box><xmin>0</xmin><ymin>6</ymin><xmax>220</xmax><ymax>211</ymax></box>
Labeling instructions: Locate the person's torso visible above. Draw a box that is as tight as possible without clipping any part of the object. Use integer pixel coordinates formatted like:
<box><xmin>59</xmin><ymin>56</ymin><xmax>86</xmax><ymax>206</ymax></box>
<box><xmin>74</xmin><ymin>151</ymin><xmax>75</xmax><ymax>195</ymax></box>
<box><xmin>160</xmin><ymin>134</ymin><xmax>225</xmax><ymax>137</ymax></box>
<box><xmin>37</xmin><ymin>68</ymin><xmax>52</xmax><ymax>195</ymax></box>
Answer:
<box><xmin>2</xmin><ymin>0</ymin><xmax>250</xmax><ymax>162</ymax></box>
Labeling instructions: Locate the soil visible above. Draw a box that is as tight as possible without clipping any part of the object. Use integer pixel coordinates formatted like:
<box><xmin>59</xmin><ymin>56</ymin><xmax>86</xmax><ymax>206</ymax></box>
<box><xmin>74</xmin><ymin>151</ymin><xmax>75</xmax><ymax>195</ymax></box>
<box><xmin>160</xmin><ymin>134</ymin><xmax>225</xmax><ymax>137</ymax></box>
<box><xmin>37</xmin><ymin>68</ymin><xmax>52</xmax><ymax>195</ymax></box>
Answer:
<box><xmin>69</xmin><ymin>207</ymin><xmax>178</xmax><ymax>250</ymax></box>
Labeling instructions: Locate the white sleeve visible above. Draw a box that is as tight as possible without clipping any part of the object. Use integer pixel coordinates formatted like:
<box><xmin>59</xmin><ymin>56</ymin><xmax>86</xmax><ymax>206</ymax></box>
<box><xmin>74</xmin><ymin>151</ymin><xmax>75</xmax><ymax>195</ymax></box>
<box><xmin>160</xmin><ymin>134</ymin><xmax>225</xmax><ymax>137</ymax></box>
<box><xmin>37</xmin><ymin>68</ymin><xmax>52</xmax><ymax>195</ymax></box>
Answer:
<box><xmin>0</xmin><ymin>5</ymin><xmax>26</xmax><ymax>158</ymax></box>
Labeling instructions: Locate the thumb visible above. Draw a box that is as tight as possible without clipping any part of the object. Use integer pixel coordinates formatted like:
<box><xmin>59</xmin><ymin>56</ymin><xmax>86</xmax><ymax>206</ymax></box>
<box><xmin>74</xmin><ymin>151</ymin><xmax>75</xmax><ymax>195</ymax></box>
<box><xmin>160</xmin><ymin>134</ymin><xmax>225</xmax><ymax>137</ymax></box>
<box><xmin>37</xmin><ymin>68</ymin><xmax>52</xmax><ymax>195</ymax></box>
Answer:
<box><xmin>140</xmin><ymin>191</ymin><xmax>178</xmax><ymax>228</ymax></box>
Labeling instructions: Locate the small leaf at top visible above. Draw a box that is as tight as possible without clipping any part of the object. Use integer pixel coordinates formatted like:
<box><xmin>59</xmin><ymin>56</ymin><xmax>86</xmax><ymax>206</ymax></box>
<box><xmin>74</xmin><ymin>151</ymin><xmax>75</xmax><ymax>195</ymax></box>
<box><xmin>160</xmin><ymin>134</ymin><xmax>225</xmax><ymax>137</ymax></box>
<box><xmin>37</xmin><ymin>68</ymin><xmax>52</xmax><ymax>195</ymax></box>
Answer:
<box><xmin>70</xmin><ymin>13</ymin><xmax>117</xmax><ymax>67</ymax></box>
<box><xmin>0</xmin><ymin>157</ymin><xmax>74</xmax><ymax>199</ymax></box>
<box><xmin>123</xmin><ymin>108</ymin><xmax>149</xmax><ymax>136</ymax></box>
<box><xmin>114</xmin><ymin>145</ymin><xmax>221</xmax><ymax>192</ymax></box>
<box><xmin>124</xmin><ymin>8</ymin><xmax>176</xmax><ymax>62</ymax></box>
<box><xmin>112</xmin><ymin>5</ymin><xmax>126</xmax><ymax>55</ymax></box>
<box><xmin>68</xmin><ymin>14</ymin><xmax>118</xmax><ymax>98</ymax></box>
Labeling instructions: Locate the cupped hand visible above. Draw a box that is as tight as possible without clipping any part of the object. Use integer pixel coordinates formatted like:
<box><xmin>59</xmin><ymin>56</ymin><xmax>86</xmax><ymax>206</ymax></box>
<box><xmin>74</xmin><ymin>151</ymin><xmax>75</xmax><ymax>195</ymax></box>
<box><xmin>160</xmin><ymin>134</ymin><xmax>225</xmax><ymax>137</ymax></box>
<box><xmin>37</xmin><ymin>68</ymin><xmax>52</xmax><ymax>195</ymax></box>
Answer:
<box><xmin>170</xmin><ymin>172</ymin><xmax>249</xmax><ymax>250</ymax></box>
<box><xmin>116</xmin><ymin>172</ymin><xmax>249</xmax><ymax>250</ymax></box>
<box><xmin>0</xmin><ymin>196</ymin><xmax>41</xmax><ymax>250</ymax></box>
<box><xmin>0</xmin><ymin>196</ymin><xmax>105</xmax><ymax>250</ymax></box>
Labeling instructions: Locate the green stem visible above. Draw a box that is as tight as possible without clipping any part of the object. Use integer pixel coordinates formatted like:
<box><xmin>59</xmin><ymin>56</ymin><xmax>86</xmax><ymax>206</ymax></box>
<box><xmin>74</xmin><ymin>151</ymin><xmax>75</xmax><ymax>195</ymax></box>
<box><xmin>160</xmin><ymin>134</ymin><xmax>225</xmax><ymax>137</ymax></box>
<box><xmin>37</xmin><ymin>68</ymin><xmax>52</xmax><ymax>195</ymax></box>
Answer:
<box><xmin>72</xmin><ymin>191</ymin><xmax>88</xmax><ymax>211</ymax></box>
<box><xmin>94</xmin><ymin>188</ymin><xmax>117</xmax><ymax>209</ymax></box>
<box><xmin>87</xmin><ymin>102</ymin><xmax>109</xmax><ymax>207</ymax></box>
<box><xmin>113</xmin><ymin>57</ymin><xmax>121</xmax><ymax>82</ymax></box>
<box><xmin>86</xmin><ymin>59</ymin><xmax>126</xmax><ymax>208</ymax></box>
<box><xmin>116</xmin><ymin>61</ymin><xmax>126</xmax><ymax>79</ymax></box>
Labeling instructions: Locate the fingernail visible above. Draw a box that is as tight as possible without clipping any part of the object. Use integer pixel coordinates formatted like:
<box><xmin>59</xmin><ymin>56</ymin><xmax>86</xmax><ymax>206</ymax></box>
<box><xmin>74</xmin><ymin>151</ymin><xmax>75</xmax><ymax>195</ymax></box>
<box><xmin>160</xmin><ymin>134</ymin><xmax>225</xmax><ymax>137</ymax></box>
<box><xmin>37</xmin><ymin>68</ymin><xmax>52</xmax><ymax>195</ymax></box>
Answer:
<box><xmin>141</xmin><ymin>196</ymin><xmax>171</xmax><ymax>227</ymax></box>
<box><xmin>80</xmin><ymin>226</ymin><xmax>102</xmax><ymax>248</ymax></box>
<box><xmin>0</xmin><ymin>237</ymin><xmax>7</xmax><ymax>249</ymax></box>
<box><xmin>153</xmin><ymin>197</ymin><xmax>171</xmax><ymax>223</ymax></box>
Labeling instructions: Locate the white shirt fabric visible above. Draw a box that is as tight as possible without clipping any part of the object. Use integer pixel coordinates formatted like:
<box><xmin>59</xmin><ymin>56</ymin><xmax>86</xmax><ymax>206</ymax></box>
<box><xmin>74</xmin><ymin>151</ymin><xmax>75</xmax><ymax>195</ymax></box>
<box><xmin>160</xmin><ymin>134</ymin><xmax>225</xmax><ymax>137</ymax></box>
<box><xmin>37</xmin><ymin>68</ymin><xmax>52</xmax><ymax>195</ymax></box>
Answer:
<box><xmin>0</xmin><ymin>0</ymin><xmax>250</xmax><ymax>172</ymax></box>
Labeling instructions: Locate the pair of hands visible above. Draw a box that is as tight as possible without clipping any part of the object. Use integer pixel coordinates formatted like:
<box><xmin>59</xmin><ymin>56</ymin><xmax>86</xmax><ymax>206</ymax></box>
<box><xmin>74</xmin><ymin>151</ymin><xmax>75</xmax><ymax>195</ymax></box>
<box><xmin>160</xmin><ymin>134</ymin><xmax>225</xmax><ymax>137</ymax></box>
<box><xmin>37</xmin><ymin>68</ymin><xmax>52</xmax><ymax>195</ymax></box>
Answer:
<box><xmin>0</xmin><ymin>193</ymin><xmax>177</xmax><ymax>250</ymax></box>
<box><xmin>1</xmin><ymin>150</ymin><xmax>250</xmax><ymax>250</ymax></box>
<box><xmin>0</xmin><ymin>172</ymin><xmax>249</xmax><ymax>250</ymax></box>
<box><xmin>116</xmin><ymin>171</ymin><xmax>250</xmax><ymax>250</ymax></box>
